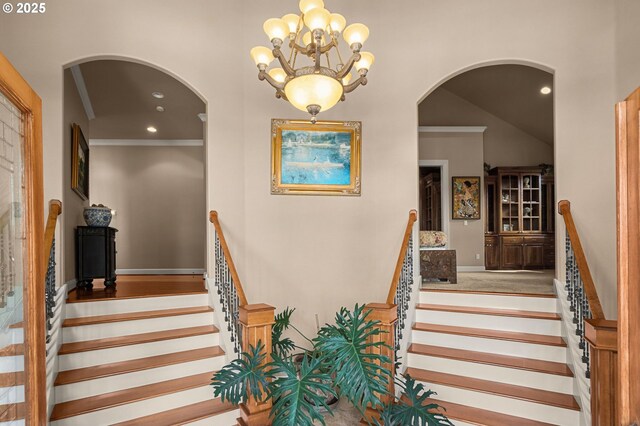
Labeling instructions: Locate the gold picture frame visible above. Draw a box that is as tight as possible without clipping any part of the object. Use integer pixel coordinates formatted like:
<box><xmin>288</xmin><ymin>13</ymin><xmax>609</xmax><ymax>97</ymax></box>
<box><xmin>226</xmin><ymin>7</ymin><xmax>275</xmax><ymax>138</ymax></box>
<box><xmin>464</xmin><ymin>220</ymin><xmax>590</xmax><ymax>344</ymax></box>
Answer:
<box><xmin>271</xmin><ymin>119</ymin><xmax>361</xmax><ymax>196</ymax></box>
<box><xmin>71</xmin><ymin>123</ymin><xmax>89</xmax><ymax>200</ymax></box>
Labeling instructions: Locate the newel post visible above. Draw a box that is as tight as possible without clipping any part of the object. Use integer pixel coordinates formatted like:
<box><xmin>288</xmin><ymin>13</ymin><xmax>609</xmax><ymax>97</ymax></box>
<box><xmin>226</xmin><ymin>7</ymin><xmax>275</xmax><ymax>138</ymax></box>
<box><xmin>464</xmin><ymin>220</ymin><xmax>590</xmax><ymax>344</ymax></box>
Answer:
<box><xmin>237</xmin><ymin>304</ymin><xmax>275</xmax><ymax>426</ymax></box>
<box><xmin>584</xmin><ymin>319</ymin><xmax>618</xmax><ymax>425</ymax></box>
<box><xmin>363</xmin><ymin>303</ymin><xmax>398</xmax><ymax>424</ymax></box>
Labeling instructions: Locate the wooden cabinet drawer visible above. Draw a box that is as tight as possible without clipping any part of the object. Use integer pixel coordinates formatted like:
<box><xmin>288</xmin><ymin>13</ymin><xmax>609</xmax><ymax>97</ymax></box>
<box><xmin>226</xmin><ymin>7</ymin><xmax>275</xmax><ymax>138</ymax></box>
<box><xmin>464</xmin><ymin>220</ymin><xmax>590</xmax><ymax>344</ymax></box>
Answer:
<box><xmin>524</xmin><ymin>236</ymin><xmax>546</xmax><ymax>244</ymax></box>
<box><xmin>502</xmin><ymin>236</ymin><xmax>524</xmax><ymax>245</ymax></box>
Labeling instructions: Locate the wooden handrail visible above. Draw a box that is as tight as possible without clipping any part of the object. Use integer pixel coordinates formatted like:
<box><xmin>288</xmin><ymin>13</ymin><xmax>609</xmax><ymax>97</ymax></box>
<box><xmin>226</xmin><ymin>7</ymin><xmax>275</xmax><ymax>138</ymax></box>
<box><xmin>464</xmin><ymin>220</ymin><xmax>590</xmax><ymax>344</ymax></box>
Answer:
<box><xmin>558</xmin><ymin>200</ymin><xmax>605</xmax><ymax>319</ymax></box>
<box><xmin>209</xmin><ymin>211</ymin><xmax>248</xmax><ymax>306</ymax></box>
<box><xmin>386</xmin><ymin>209</ymin><xmax>418</xmax><ymax>305</ymax></box>
<box><xmin>44</xmin><ymin>200</ymin><xmax>62</xmax><ymax>264</ymax></box>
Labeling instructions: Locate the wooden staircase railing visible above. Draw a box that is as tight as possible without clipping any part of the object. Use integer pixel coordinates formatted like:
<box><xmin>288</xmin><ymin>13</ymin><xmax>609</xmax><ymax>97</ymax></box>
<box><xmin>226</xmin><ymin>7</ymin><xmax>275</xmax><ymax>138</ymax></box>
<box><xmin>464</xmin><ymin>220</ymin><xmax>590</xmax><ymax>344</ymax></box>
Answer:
<box><xmin>209</xmin><ymin>211</ymin><xmax>274</xmax><ymax>426</ymax></box>
<box><xmin>559</xmin><ymin>200</ymin><xmax>615</xmax><ymax>425</ymax></box>
<box><xmin>364</xmin><ymin>209</ymin><xmax>417</xmax><ymax>423</ymax></box>
<box><xmin>44</xmin><ymin>200</ymin><xmax>62</xmax><ymax>346</ymax></box>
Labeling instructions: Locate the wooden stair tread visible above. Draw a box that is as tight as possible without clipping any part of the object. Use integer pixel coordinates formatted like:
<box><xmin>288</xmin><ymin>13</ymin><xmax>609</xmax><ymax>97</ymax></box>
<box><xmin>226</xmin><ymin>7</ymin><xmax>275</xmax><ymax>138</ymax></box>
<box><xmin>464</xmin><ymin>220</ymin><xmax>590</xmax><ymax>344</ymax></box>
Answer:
<box><xmin>0</xmin><ymin>403</ymin><xmax>25</xmax><ymax>421</ymax></box>
<box><xmin>0</xmin><ymin>371</ymin><xmax>24</xmax><ymax>387</ymax></box>
<box><xmin>66</xmin><ymin>280</ymin><xmax>207</xmax><ymax>303</ymax></box>
<box><xmin>421</xmin><ymin>288</ymin><xmax>556</xmax><ymax>298</ymax></box>
<box><xmin>113</xmin><ymin>398</ymin><xmax>236</xmax><ymax>426</ymax></box>
<box><xmin>63</xmin><ymin>306</ymin><xmax>213</xmax><ymax>327</ymax></box>
<box><xmin>409</xmin><ymin>343</ymin><xmax>573</xmax><ymax>377</ymax></box>
<box><xmin>417</xmin><ymin>303</ymin><xmax>560</xmax><ymax>320</ymax></box>
<box><xmin>0</xmin><ymin>343</ymin><xmax>24</xmax><ymax>357</ymax></box>
<box><xmin>50</xmin><ymin>372</ymin><xmax>212</xmax><ymax>420</ymax></box>
<box><xmin>58</xmin><ymin>325</ymin><xmax>218</xmax><ymax>354</ymax></box>
<box><xmin>55</xmin><ymin>346</ymin><xmax>225</xmax><ymax>385</ymax></box>
<box><xmin>428</xmin><ymin>398</ymin><xmax>555</xmax><ymax>426</ymax></box>
<box><xmin>406</xmin><ymin>367</ymin><xmax>580</xmax><ymax>411</ymax></box>
<box><xmin>413</xmin><ymin>322</ymin><xmax>566</xmax><ymax>347</ymax></box>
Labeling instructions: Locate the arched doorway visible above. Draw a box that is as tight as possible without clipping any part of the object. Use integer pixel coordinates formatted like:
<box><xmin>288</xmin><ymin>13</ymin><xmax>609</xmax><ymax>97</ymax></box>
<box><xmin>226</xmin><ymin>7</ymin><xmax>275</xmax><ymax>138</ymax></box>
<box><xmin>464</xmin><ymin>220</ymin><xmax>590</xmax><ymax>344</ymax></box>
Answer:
<box><xmin>416</xmin><ymin>63</ymin><xmax>556</xmax><ymax>293</ymax></box>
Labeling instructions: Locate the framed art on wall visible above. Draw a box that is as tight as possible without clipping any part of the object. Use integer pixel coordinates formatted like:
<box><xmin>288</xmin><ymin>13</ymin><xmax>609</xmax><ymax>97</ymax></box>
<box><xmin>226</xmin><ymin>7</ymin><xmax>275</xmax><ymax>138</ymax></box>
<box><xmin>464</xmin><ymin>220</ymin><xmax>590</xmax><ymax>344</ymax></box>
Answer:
<box><xmin>71</xmin><ymin>123</ymin><xmax>89</xmax><ymax>200</ymax></box>
<box><xmin>452</xmin><ymin>176</ymin><xmax>480</xmax><ymax>220</ymax></box>
<box><xmin>271</xmin><ymin>119</ymin><xmax>361</xmax><ymax>196</ymax></box>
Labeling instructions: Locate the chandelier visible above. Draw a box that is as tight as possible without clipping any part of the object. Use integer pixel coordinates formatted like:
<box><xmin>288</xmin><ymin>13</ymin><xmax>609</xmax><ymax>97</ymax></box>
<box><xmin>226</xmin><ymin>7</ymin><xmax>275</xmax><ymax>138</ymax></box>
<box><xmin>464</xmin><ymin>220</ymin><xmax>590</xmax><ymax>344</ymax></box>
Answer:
<box><xmin>250</xmin><ymin>0</ymin><xmax>374</xmax><ymax>123</ymax></box>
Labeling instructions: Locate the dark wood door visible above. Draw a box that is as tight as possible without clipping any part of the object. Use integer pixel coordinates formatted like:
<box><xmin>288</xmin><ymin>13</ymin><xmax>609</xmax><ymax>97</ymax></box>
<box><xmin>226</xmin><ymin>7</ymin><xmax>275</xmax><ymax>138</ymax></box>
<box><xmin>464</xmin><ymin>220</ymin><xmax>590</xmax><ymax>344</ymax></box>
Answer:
<box><xmin>485</xmin><ymin>236</ymin><xmax>500</xmax><ymax>269</ymax></box>
<box><xmin>501</xmin><ymin>238</ymin><xmax>523</xmax><ymax>269</ymax></box>
<box><xmin>523</xmin><ymin>244</ymin><xmax>544</xmax><ymax>269</ymax></box>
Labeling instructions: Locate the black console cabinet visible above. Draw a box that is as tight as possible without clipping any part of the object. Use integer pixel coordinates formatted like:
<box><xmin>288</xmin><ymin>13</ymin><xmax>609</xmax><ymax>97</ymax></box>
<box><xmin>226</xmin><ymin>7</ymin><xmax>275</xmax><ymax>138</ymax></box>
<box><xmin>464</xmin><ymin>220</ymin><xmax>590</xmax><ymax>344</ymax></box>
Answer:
<box><xmin>76</xmin><ymin>226</ymin><xmax>117</xmax><ymax>288</ymax></box>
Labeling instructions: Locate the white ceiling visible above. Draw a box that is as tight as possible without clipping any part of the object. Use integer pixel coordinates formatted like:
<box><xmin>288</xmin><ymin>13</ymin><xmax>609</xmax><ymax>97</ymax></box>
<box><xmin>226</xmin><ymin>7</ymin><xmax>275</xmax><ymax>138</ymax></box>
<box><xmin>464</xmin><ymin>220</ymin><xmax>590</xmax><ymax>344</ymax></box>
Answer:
<box><xmin>77</xmin><ymin>60</ymin><xmax>205</xmax><ymax>140</ymax></box>
<box><xmin>420</xmin><ymin>65</ymin><xmax>554</xmax><ymax>144</ymax></box>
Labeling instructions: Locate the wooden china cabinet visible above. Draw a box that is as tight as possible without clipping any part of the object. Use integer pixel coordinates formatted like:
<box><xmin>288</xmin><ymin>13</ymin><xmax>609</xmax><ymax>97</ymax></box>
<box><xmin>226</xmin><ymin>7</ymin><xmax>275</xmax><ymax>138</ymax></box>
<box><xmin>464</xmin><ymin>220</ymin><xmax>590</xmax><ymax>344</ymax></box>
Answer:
<box><xmin>484</xmin><ymin>166</ymin><xmax>554</xmax><ymax>270</ymax></box>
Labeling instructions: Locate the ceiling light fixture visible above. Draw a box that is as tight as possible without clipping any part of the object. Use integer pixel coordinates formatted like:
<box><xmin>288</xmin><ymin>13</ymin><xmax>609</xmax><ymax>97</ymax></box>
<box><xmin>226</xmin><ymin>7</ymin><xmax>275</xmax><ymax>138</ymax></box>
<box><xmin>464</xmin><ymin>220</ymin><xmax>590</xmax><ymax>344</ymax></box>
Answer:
<box><xmin>152</xmin><ymin>92</ymin><xmax>164</xmax><ymax>99</ymax></box>
<box><xmin>540</xmin><ymin>86</ymin><xmax>552</xmax><ymax>95</ymax></box>
<box><xmin>251</xmin><ymin>0</ymin><xmax>373</xmax><ymax>123</ymax></box>
<box><xmin>156</xmin><ymin>106</ymin><xmax>165</xmax><ymax>112</ymax></box>
<box><xmin>147</xmin><ymin>126</ymin><xmax>157</xmax><ymax>133</ymax></box>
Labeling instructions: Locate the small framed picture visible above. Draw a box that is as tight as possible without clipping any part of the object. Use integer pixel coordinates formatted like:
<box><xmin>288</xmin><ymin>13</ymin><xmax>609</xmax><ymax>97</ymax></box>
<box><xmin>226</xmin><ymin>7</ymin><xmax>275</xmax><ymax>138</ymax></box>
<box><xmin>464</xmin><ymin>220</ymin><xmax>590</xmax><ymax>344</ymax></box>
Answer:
<box><xmin>71</xmin><ymin>123</ymin><xmax>89</xmax><ymax>200</ymax></box>
<box><xmin>452</xmin><ymin>176</ymin><xmax>480</xmax><ymax>220</ymax></box>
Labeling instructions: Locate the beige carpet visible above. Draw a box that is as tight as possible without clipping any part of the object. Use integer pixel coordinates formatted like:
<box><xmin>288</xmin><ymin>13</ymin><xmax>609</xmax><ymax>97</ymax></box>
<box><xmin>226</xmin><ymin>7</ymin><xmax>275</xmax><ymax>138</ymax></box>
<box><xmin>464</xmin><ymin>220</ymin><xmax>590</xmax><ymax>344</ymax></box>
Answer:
<box><xmin>422</xmin><ymin>270</ymin><xmax>555</xmax><ymax>294</ymax></box>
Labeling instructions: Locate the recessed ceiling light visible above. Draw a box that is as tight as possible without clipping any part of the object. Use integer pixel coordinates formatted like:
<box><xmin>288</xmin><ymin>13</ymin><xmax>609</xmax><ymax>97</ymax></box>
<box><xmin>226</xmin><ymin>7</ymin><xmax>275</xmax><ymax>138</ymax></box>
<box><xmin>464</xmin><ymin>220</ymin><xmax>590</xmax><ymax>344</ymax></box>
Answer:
<box><xmin>147</xmin><ymin>126</ymin><xmax>157</xmax><ymax>133</ymax></box>
<box><xmin>156</xmin><ymin>106</ymin><xmax>165</xmax><ymax>112</ymax></box>
<box><xmin>152</xmin><ymin>92</ymin><xmax>164</xmax><ymax>99</ymax></box>
<box><xmin>540</xmin><ymin>86</ymin><xmax>552</xmax><ymax>95</ymax></box>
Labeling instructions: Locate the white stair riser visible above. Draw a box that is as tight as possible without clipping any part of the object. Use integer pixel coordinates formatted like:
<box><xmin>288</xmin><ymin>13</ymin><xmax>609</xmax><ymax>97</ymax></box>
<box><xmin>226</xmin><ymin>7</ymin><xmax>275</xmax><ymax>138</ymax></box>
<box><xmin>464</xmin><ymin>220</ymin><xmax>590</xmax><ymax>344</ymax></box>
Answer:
<box><xmin>0</xmin><ymin>356</ymin><xmax>23</xmax><ymax>373</ymax></box>
<box><xmin>186</xmin><ymin>410</ymin><xmax>239</xmax><ymax>425</ymax></box>
<box><xmin>0</xmin><ymin>420</ymin><xmax>25</xmax><ymax>426</ymax></box>
<box><xmin>415</xmin><ymin>310</ymin><xmax>561</xmax><ymax>335</ymax></box>
<box><xmin>65</xmin><ymin>294</ymin><xmax>209</xmax><ymax>318</ymax></box>
<box><xmin>59</xmin><ymin>333</ymin><xmax>219</xmax><ymax>370</ymax></box>
<box><xmin>55</xmin><ymin>355</ymin><xmax>226</xmax><ymax>402</ymax></box>
<box><xmin>420</xmin><ymin>292</ymin><xmax>557</xmax><ymax>313</ymax></box>
<box><xmin>407</xmin><ymin>353</ymin><xmax>573</xmax><ymax>394</ymax></box>
<box><xmin>50</xmin><ymin>386</ymin><xmax>215</xmax><ymax>426</ymax></box>
<box><xmin>417</xmin><ymin>381</ymin><xmax>580</xmax><ymax>425</ymax></box>
<box><xmin>412</xmin><ymin>330</ymin><xmax>566</xmax><ymax>362</ymax></box>
<box><xmin>62</xmin><ymin>312</ymin><xmax>214</xmax><ymax>343</ymax></box>
<box><xmin>0</xmin><ymin>384</ymin><xmax>24</xmax><ymax>403</ymax></box>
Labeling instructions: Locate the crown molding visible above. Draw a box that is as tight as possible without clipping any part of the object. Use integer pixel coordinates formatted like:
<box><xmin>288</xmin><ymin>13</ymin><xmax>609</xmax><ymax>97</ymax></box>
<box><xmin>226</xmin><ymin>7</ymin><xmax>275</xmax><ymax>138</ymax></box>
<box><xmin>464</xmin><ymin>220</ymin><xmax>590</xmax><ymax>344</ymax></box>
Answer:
<box><xmin>89</xmin><ymin>139</ymin><xmax>204</xmax><ymax>147</ymax></box>
<box><xmin>418</xmin><ymin>126</ymin><xmax>487</xmax><ymax>133</ymax></box>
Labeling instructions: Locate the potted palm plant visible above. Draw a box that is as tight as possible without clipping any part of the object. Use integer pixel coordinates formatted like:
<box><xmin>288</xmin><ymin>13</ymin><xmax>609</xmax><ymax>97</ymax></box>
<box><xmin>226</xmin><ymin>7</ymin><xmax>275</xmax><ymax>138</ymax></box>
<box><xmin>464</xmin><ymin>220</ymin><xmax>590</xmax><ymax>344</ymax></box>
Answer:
<box><xmin>211</xmin><ymin>304</ymin><xmax>453</xmax><ymax>425</ymax></box>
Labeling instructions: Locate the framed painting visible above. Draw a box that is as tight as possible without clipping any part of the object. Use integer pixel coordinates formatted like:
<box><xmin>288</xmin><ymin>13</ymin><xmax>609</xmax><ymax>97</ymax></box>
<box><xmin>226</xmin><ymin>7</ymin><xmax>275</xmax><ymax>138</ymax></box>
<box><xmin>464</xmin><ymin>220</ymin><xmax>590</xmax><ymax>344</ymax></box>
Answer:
<box><xmin>71</xmin><ymin>123</ymin><xmax>89</xmax><ymax>200</ymax></box>
<box><xmin>452</xmin><ymin>176</ymin><xmax>480</xmax><ymax>220</ymax></box>
<box><xmin>271</xmin><ymin>119</ymin><xmax>361</xmax><ymax>196</ymax></box>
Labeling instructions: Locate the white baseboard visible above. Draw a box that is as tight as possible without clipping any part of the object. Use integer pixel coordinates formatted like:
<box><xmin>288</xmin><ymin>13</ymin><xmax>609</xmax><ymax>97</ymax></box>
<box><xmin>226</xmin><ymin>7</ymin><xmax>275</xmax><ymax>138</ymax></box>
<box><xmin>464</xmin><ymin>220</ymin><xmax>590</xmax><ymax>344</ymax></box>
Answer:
<box><xmin>65</xmin><ymin>278</ymin><xmax>77</xmax><ymax>293</ymax></box>
<box><xmin>116</xmin><ymin>269</ymin><xmax>206</xmax><ymax>275</ymax></box>
<box><xmin>457</xmin><ymin>266</ymin><xmax>486</xmax><ymax>272</ymax></box>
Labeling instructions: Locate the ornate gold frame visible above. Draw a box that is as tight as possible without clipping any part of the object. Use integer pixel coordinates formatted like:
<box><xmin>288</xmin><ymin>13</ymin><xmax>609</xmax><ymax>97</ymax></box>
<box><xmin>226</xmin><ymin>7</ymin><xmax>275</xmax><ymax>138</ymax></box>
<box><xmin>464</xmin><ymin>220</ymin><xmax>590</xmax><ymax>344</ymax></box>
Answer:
<box><xmin>271</xmin><ymin>119</ymin><xmax>361</xmax><ymax>196</ymax></box>
<box><xmin>71</xmin><ymin>123</ymin><xmax>89</xmax><ymax>200</ymax></box>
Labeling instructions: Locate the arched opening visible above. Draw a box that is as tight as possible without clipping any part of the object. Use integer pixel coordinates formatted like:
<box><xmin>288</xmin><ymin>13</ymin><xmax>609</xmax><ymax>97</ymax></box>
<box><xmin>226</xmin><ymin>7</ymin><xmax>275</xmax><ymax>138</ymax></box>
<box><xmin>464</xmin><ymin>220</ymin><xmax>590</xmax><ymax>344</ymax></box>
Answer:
<box><xmin>62</xmin><ymin>58</ymin><xmax>208</xmax><ymax>292</ymax></box>
<box><xmin>416</xmin><ymin>63</ymin><xmax>556</xmax><ymax>294</ymax></box>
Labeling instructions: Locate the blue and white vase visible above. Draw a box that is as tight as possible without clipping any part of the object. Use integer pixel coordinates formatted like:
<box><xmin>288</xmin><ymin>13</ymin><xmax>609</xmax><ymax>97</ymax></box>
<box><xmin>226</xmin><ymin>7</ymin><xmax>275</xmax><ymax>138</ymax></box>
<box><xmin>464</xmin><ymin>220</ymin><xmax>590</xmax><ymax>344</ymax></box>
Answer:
<box><xmin>83</xmin><ymin>206</ymin><xmax>112</xmax><ymax>227</ymax></box>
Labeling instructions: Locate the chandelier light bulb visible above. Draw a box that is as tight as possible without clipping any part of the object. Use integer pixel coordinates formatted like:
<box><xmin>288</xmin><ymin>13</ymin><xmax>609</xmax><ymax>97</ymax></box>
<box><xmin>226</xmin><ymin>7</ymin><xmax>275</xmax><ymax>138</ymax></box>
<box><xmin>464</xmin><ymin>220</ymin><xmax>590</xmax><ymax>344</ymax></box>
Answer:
<box><xmin>343</xmin><ymin>23</ymin><xmax>370</xmax><ymax>46</ymax></box>
<box><xmin>303</xmin><ymin>8</ymin><xmax>330</xmax><ymax>32</ymax></box>
<box><xmin>250</xmin><ymin>46</ymin><xmax>275</xmax><ymax>67</ymax></box>
<box><xmin>264</xmin><ymin>18</ymin><xmax>290</xmax><ymax>43</ymax></box>
<box><xmin>284</xmin><ymin>74</ymin><xmax>343</xmax><ymax>114</ymax></box>
<box><xmin>302</xmin><ymin>32</ymin><xmax>312</xmax><ymax>46</ymax></box>
<box><xmin>268</xmin><ymin>68</ymin><xmax>288</xmax><ymax>84</ymax></box>
<box><xmin>282</xmin><ymin>13</ymin><xmax>300</xmax><ymax>34</ymax></box>
<box><xmin>355</xmin><ymin>51</ymin><xmax>375</xmax><ymax>72</ymax></box>
<box><xmin>329</xmin><ymin>13</ymin><xmax>346</xmax><ymax>33</ymax></box>
<box><xmin>299</xmin><ymin>0</ymin><xmax>324</xmax><ymax>14</ymax></box>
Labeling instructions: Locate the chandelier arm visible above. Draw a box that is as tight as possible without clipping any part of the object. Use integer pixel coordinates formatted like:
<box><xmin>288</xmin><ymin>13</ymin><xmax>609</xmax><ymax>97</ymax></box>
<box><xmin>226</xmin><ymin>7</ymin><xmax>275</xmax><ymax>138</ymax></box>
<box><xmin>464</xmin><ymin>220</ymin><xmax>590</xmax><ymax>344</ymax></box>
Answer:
<box><xmin>258</xmin><ymin>70</ymin><xmax>285</xmax><ymax>91</ymax></box>
<box><xmin>335</xmin><ymin>52</ymin><xmax>362</xmax><ymax>79</ymax></box>
<box><xmin>318</xmin><ymin>39</ymin><xmax>338</xmax><ymax>55</ymax></box>
<box><xmin>273</xmin><ymin>48</ymin><xmax>297</xmax><ymax>76</ymax></box>
<box><xmin>343</xmin><ymin>76</ymin><xmax>368</xmax><ymax>93</ymax></box>
<box><xmin>290</xmin><ymin>41</ymin><xmax>311</xmax><ymax>55</ymax></box>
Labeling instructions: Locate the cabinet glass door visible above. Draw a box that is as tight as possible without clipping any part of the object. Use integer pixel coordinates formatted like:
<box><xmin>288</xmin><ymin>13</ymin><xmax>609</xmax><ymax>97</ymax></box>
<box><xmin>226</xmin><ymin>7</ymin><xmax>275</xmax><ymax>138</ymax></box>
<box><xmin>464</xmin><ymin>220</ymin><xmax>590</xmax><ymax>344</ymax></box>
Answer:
<box><xmin>500</xmin><ymin>174</ymin><xmax>519</xmax><ymax>232</ymax></box>
<box><xmin>522</xmin><ymin>174</ymin><xmax>541</xmax><ymax>232</ymax></box>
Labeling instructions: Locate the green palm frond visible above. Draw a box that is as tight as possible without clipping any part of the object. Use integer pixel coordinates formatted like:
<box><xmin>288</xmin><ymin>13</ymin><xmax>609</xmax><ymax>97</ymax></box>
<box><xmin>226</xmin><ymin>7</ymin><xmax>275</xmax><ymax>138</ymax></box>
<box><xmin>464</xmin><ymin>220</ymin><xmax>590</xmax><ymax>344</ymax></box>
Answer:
<box><xmin>268</xmin><ymin>352</ymin><xmax>337</xmax><ymax>426</ymax></box>
<box><xmin>315</xmin><ymin>304</ymin><xmax>391</xmax><ymax>416</ymax></box>
<box><xmin>272</xmin><ymin>307</ymin><xmax>297</xmax><ymax>357</ymax></box>
<box><xmin>380</xmin><ymin>374</ymin><xmax>454</xmax><ymax>426</ymax></box>
<box><xmin>211</xmin><ymin>341</ymin><xmax>269</xmax><ymax>405</ymax></box>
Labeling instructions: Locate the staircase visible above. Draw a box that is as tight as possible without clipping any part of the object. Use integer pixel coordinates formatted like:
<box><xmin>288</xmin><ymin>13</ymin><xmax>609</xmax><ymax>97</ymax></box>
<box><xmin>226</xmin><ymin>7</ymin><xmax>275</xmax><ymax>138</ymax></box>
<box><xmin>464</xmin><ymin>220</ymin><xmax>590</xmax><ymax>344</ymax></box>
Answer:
<box><xmin>407</xmin><ymin>288</ymin><xmax>582</xmax><ymax>425</ymax></box>
<box><xmin>49</xmin><ymin>279</ymin><xmax>238</xmax><ymax>425</ymax></box>
<box><xmin>0</xmin><ymin>316</ymin><xmax>25</xmax><ymax>425</ymax></box>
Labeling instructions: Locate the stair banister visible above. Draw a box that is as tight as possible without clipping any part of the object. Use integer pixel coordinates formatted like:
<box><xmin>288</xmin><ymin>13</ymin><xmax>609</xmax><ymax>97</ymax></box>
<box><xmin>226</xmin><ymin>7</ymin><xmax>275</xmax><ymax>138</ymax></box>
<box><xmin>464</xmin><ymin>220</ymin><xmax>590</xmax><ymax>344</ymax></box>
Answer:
<box><xmin>44</xmin><ymin>200</ymin><xmax>62</xmax><ymax>345</ymax></box>
<box><xmin>208</xmin><ymin>210</ymin><xmax>274</xmax><ymax>426</ymax></box>
<box><xmin>387</xmin><ymin>209</ymin><xmax>418</xmax><ymax>304</ymax></box>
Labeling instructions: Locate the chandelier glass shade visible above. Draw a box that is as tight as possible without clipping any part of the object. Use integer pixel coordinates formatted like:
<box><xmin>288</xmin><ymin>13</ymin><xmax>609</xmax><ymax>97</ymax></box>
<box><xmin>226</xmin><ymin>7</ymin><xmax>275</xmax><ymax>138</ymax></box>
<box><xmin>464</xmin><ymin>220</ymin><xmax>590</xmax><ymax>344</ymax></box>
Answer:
<box><xmin>250</xmin><ymin>0</ymin><xmax>374</xmax><ymax>123</ymax></box>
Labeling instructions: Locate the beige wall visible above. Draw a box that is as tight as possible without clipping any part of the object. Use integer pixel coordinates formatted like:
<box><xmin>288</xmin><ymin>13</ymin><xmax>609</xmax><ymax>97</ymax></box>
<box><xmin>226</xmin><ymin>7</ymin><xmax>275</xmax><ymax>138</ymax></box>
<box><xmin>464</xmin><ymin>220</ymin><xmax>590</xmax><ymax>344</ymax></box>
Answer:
<box><xmin>62</xmin><ymin>69</ymin><xmax>89</xmax><ymax>282</ymax></box>
<box><xmin>419</xmin><ymin>133</ymin><xmax>484</xmax><ymax>267</ymax></box>
<box><xmin>90</xmin><ymin>146</ymin><xmax>205</xmax><ymax>270</ymax></box>
<box><xmin>0</xmin><ymin>0</ymin><xmax>620</xmax><ymax>333</ymax></box>
<box><xmin>615</xmin><ymin>0</ymin><xmax>640</xmax><ymax>100</ymax></box>
<box><xmin>420</xmin><ymin>88</ymin><xmax>553</xmax><ymax>167</ymax></box>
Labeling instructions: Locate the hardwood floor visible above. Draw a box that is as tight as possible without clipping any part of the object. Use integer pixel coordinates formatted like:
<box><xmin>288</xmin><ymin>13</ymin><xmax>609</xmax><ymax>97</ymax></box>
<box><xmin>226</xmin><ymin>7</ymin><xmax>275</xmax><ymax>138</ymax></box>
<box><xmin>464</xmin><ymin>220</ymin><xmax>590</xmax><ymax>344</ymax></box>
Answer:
<box><xmin>66</xmin><ymin>275</ymin><xmax>206</xmax><ymax>303</ymax></box>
